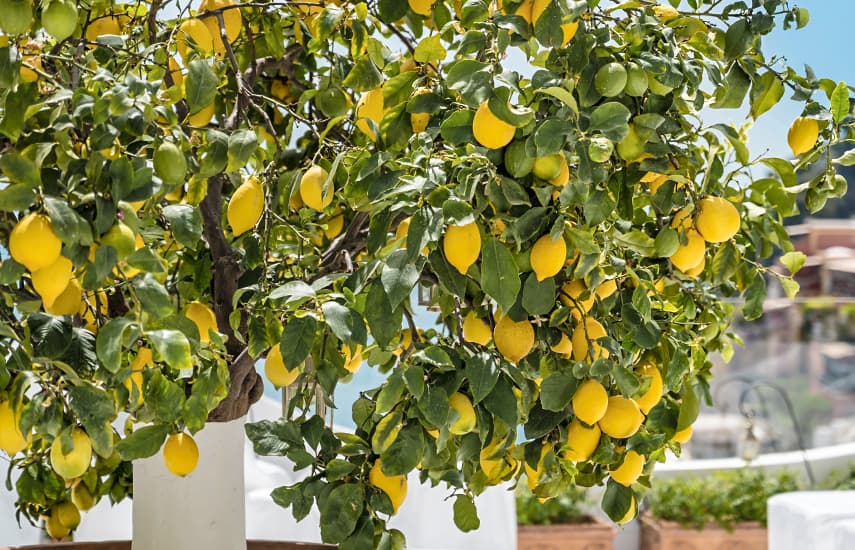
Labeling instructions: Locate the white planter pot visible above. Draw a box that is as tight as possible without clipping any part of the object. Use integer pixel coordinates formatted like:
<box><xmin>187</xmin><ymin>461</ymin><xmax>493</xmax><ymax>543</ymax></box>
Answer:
<box><xmin>132</xmin><ymin>417</ymin><xmax>247</xmax><ymax>550</ymax></box>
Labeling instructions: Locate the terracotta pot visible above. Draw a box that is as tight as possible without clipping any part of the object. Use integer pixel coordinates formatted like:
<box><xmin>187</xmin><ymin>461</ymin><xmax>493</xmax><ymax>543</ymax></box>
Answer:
<box><xmin>0</xmin><ymin>541</ymin><xmax>335</xmax><ymax>550</ymax></box>
<box><xmin>640</xmin><ymin>515</ymin><xmax>767</xmax><ymax>550</ymax></box>
<box><xmin>517</xmin><ymin>516</ymin><xmax>616</xmax><ymax>550</ymax></box>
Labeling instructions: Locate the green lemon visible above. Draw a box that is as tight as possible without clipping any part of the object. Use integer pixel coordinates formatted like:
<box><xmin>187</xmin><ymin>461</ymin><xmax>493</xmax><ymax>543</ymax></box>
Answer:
<box><xmin>504</xmin><ymin>141</ymin><xmax>534</xmax><ymax>178</ymax></box>
<box><xmin>595</xmin><ymin>62</ymin><xmax>628</xmax><ymax>98</ymax></box>
<box><xmin>588</xmin><ymin>136</ymin><xmax>614</xmax><ymax>163</ymax></box>
<box><xmin>42</xmin><ymin>0</ymin><xmax>78</xmax><ymax>41</ymax></box>
<box><xmin>0</xmin><ymin>0</ymin><xmax>33</xmax><ymax>35</ymax></box>
<box><xmin>153</xmin><ymin>142</ymin><xmax>187</xmax><ymax>186</ymax></box>
<box><xmin>624</xmin><ymin>63</ymin><xmax>649</xmax><ymax>97</ymax></box>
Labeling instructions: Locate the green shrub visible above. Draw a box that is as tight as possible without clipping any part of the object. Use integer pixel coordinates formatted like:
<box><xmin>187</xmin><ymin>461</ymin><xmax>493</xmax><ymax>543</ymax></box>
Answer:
<box><xmin>819</xmin><ymin>463</ymin><xmax>855</xmax><ymax>490</ymax></box>
<box><xmin>516</xmin><ymin>484</ymin><xmax>590</xmax><ymax>526</ymax></box>
<box><xmin>647</xmin><ymin>469</ymin><xmax>801</xmax><ymax>530</ymax></box>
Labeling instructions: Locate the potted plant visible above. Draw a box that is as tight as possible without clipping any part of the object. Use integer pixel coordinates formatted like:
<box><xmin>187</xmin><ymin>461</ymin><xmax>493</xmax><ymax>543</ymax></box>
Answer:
<box><xmin>641</xmin><ymin>469</ymin><xmax>800</xmax><ymax>549</ymax></box>
<box><xmin>517</xmin><ymin>485</ymin><xmax>615</xmax><ymax>550</ymax></box>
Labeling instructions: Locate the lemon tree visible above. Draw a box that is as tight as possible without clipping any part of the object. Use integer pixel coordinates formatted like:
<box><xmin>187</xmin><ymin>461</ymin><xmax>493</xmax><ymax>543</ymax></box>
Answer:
<box><xmin>0</xmin><ymin>0</ymin><xmax>852</xmax><ymax>546</ymax></box>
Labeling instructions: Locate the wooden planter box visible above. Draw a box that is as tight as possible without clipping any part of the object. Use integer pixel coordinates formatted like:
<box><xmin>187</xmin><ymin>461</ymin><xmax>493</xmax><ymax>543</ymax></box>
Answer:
<box><xmin>640</xmin><ymin>515</ymin><xmax>767</xmax><ymax>550</ymax></box>
<box><xmin>0</xmin><ymin>542</ymin><xmax>335</xmax><ymax>550</ymax></box>
<box><xmin>517</xmin><ymin>516</ymin><xmax>616</xmax><ymax>550</ymax></box>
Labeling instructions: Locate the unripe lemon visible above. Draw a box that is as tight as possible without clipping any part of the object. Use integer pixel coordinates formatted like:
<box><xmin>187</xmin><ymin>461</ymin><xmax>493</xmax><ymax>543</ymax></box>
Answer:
<box><xmin>0</xmin><ymin>401</ymin><xmax>28</xmax><ymax>455</ymax></box>
<box><xmin>44</xmin><ymin>510</ymin><xmax>71</xmax><ymax>540</ymax></box>
<box><xmin>185</xmin><ymin>301</ymin><xmax>217</xmax><ymax>343</ymax></box>
<box><xmin>598</xmin><ymin>396</ymin><xmax>644</xmax><ymax>439</ymax></box>
<box><xmin>571</xmin><ymin>317</ymin><xmax>608</xmax><ymax>362</ymax></box>
<box><xmin>550</xmin><ymin>333</ymin><xmax>573</xmax><ymax>358</ymax></box>
<box><xmin>493</xmin><ymin>314</ymin><xmax>534</xmax><ymax>363</ymax></box>
<box><xmin>50</xmin><ymin>429</ymin><xmax>92</xmax><ymax>480</ymax></box>
<box><xmin>610</xmin><ymin>450</ymin><xmax>644</xmax><ymax>486</ymax></box>
<box><xmin>635</xmin><ymin>363</ymin><xmax>663</xmax><ymax>414</ymax></box>
<box><xmin>10</xmin><ymin>213</ymin><xmax>62</xmax><ymax>272</ymax></box>
<box><xmin>101</xmin><ymin>222</ymin><xmax>136</xmax><ymax>260</ymax></box>
<box><xmin>42</xmin><ymin>0</ymin><xmax>78</xmax><ymax>41</ymax></box>
<box><xmin>443</xmin><ymin>221</ymin><xmax>481</xmax><ymax>274</ymax></box>
<box><xmin>595</xmin><ymin>62</ymin><xmax>628</xmax><ymax>98</ymax></box>
<box><xmin>71</xmin><ymin>481</ymin><xmax>97</xmax><ymax>511</ymax></box>
<box><xmin>788</xmin><ymin>116</ymin><xmax>819</xmax><ymax>156</ymax></box>
<box><xmin>672</xmin><ymin>426</ymin><xmax>693</xmax><ymax>444</ymax></box>
<box><xmin>32</xmin><ymin>255</ymin><xmax>73</xmax><ymax>307</ymax></box>
<box><xmin>343</xmin><ymin>344</ymin><xmax>363</xmax><ymax>373</ymax></box>
<box><xmin>153</xmin><ymin>142</ymin><xmax>187</xmax><ymax>186</ymax></box>
<box><xmin>696</xmin><ymin>196</ymin><xmax>740</xmax><ymax>243</ymax></box>
<box><xmin>504</xmin><ymin>141</ymin><xmax>535</xmax><ymax>178</ymax></box>
<box><xmin>187</xmin><ymin>102</ymin><xmax>215</xmax><ymax>126</ymax></box>
<box><xmin>163</xmin><ymin>432</ymin><xmax>198</xmax><ymax>477</ymax></box>
<box><xmin>369</xmin><ymin>459</ymin><xmax>407</xmax><ymax>514</ymax></box>
<box><xmin>408</xmin><ymin>0</ymin><xmax>435</xmax><ymax>16</ymax></box>
<box><xmin>548</xmin><ymin>154</ymin><xmax>570</xmax><ymax>186</ymax></box>
<box><xmin>0</xmin><ymin>0</ymin><xmax>33</xmax><ymax>35</ymax></box>
<box><xmin>176</xmin><ymin>18</ymin><xmax>214</xmax><ymax>59</ymax></box>
<box><xmin>299</xmin><ymin>165</ymin><xmax>333</xmax><ymax>210</ymax></box>
<box><xmin>530</xmin><ymin>234</ymin><xmax>566</xmax><ymax>281</ymax></box>
<box><xmin>563</xmin><ymin>418</ymin><xmax>601</xmax><ymax>462</ymax></box>
<box><xmin>571</xmin><ymin>380</ymin><xmax>608</xmax><ymax>425</ymax></box>
<box><xmin>532</xmin><ymin>153</ymin><xmax>564</xmax><ymax>180</ymax></box>
<box><xmin>199</xmin><ymin>0</ymin><xmax>242</xmax><ymax>56</ymax></box>
<box><xmin>449</xmin><ymin>392</ymin><xmax>477</xmax><ymax>434</ymax></box>
<box><xmin>624</xmin><ymin>63</ymin><xmax>649</xmax><ymax>96</ymax></box>
<box><xmin>617</xmin><ymin>125</ymin><xmax>645</xmax><ymax>162</ymax></box>
<box><xmin>356</xmin><ymin>87</ymin><xmax>384</xmax><ymax>140</ymax></box>
<box><xmin>265</xmin><ymin>343</ymin><xmax>299</xmax><ymax>387</ymax></box>
<box><xmin>45</xmin><ymin>277</ymin><xmax>83</xmax><ymax>315</ymax></box>
<box><xmin>55</xmin><ymin>501</ymin><xmax>80</xmax><ymax>530</ymax></box>
<box><xmin>227</xmin><ymin>176</ymin><xmax>264</xmax><ymax>236</ymax></box>
<box><xmin>473</xmin><ymin>101</ymin><xmax>515</xmax><ymax>150</ymax></box>
<box><xmin>462</xmin><ymin>311</ymin><xmax>492</xmax><ymax>346</ymax></box>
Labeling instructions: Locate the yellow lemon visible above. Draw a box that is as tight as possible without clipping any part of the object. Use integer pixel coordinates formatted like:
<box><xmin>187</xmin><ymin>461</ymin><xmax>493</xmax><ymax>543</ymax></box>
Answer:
<box><xmin>672</xmin><ymin>426</ymin><xmax>693</xmax><ymax>444</ymax></box>
<box><xmin>176</xmin><ymin>18</ymin><xmax>214</xmax><ymax>59</ymax></box>
<box><xmin>411</xmin><ymin>112</ymin><xmax>430</xmax><ymax>133</ymax></box>
<box><xmin>635</xmin><ymin>363</ymin><xmax>663</xmax><ymax>414</ymax></box>
<box><xmin>166</xmin><ymin>56</ymin><xmax>184</xmax><ymax>87</ymax></box>
<box><xmin>265</xmin><ymin>343</ymin><xmax>300</xmax><ymax>387</ymax></box>
<box><xmin>610</xmin><ymin>450</ymin><xmax>644</xmax><ymax>486</ymax></box>
<box><xmin>227</xmin><ymin>176</ymin><xmax>265</xmax><ymax>236</ymax></box>
<box><xmin>548</xmin><ymin>154</ymin><xmax>570</xmax><ymax>186</ymax></box>
<box><xmin>524</xmin><ymin>442</ymin><xmax>551</xmax><ymax>491</ymax></box>
<box><xmin>787</xmin><ymin>116</ymin><xmax>819</xmax><ymax>156</ymax></box>
<box><xmin>356</xmin><ymin>87</ymin><xmax>384</xmax><ymax>141</ymax></box>
<box><xmin>571</xmin><ymin>317</ymin><xmax>608</xmax><ymax>362</ymax></box>
<box><xmin>10</xmin><ymin>212</ymin><xmax>62</xmax><ymax>272</ymax></box>
<box><xmin>669</xmin><ymin>209</ymin><xmax>705</xmax><ymax>273</ymax></box>
<box><xmin>684</xmin><ymin>256</ymin><xmax>705</xmax><ymax>278</ymax></box>
<box><xmin>617</xmin><ymin>495</ymin><xmax>637</xmax><ymax>525</ymax></box>
<box><xmin>299</xmin><ymin>165</ymin><xmax>333</xmax><ymax>210</ymax></box>
<box><xmin>571</xmin><ymin>380</ymin><xmax>608</xmax><ymax>425</ymax></box>
<box><xmin>44</xmin><ymin>511</ymin><xmax>71</xmax><ymax>540</ymax></box>
<box><xmin>561</xmin><ymin>21</ymin><xmax>579</xmax><ymax>46</ymax></box>
<box><xmin>0</xmin><ymin>401</ymin><xmax>28</xmax><ymax>455</ymax></box>
<box><xmin>550</xmin><ymin>333</ymin><xmax>573</xmax><ymax>358</ymax></box>
<box><xmin>563</xmin><ymin>418</ymin><xmax>601</xmax><ymax>462</ymax></box>
<box><xmin>32</xmin><ymin>256</ymin><xmax>73</xmax><ymax>307</ymax></box>
<box><xmin>493</xmin><ymin>314</ymin><xmax>535</xmax><ymax>363</ymax></box>
<box><xmin>598</xmin><ymin>396</ymin><xmax>644</xmax><ymax>439</ymax></box>
<box><xmin>131</xmin><ymin>347</ymin><xmax>154</xmax><ymax>371</ymax></box>
<box><xmin>443</xmin><ymin>222</ymin><xmax>481</xmax><ymax>274</ymax></box>
<box><xmin>163</xmin><ymin>432</ymin><xmax>199</xmax><ymax>477</ymax></box>
<box><xmin>641</xmin><ymin>171</ymin><xmax>669</xmax><ymax>194</ymax></box>
<box><xmin>343</xmin><ymin>344</ymin><xmax>363</xmax><ymax>373</ymax></box>
<box><xmin>369</xmin><ymin>459</ymin><xmax>407</xmax><ymax>514</ymax></box>
<box><xmin>449</xmin><ymin>392</ymin><xmax>477</xmax><ymax>434</ymax></box>
<box><xmin>84</xmin><ymin>14</ymin><xmax>123</xmax><ymax>42</ymax></box>
<box><xmin>50</xmin><ymin>429</ymin><xmax>92</xmax><ymax>480</ymax></box>
<box><xmin>595</xmin><ymin>279</ymin><xmax>618</xmax><ymax>299</ymax></box>
<box><xmin>199</xmin><ymin>0</ymin><xmax>242</xmax><ymax>56</ymax></box>
<box><xmin>530</xmin><ymin>234</ymin><xmax>567</xmax><ymax>281</ymax></box>
<box><xmin>462</xmin><ymin>311</ymin><xmax>492</xmax><ymax>346</ymax></box>
<box><xmin>124</xmin><ymin>370</ymin><xmax>144</xmax><ymax>409</ymax></box>
<box><xmin>480</xmin><ymin>438</ymin><xmax>512</xmax><ymax>483</ymax></box>
<box><xmin>652</xmin><ymin>4</ymin><xmax>679</xmax><ymax>20</ymax></box>
<box><xmin>408</xmin><ymin>0</ymin><xmax>435</xmax><ymax>16</ymax></box>
<box><xmin>71</xmin><ymin>481</ymin><xmax>97</xmax><ymax>511</ymax></box>
<box><xmin>473</xmin><ymin>101</ymin><xmax>515</xmax><ymax>150</ymax></box>
<box><xmin>323</xmin><ymin>212</ymin><xmax>345</xmax><ymax>240</ymax></box>
<box><xmin>19</xmin><ymin>55</ymin><xmax>41</xmax><ymax>83</ymax></box>
<box><xmin>695</xmin><ymin>196</ymin><xmax>740</xmax><ymax>243</ymax></box>
<box><xmin>186</xmin><ymin>301</ymin><xmax>217</xmax><ymax>343</ymax></box>
<box><xmin>532</xmin><ymin>153</ymin><xmax>564</xmax><ymax>180</ymax></box>
<box><xmin>561</xmin><ymin>280</ymin><xmax>595</xmax><ymax>317</ymax></box>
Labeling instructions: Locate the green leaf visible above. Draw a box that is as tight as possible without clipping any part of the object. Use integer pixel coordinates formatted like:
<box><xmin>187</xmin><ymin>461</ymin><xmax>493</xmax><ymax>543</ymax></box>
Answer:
<box><xmin>711</xmin><ymin>243</ymin><xmax>739</xmax><ymax>284</ymax></box>
<box><xmin>44</xmin><ymin>197</ymin><xmax>93</xmax><ymax>246</ymax></box>
<box><xmin>440</xmin><ymin>109</ymin><xmax>475</xmax><ymax>144</ymax></box>
<box><xmin>711</xmin><ymin>124</ymin><xmax>750</xmax><ymax>166</ymax></box>
<box><xmin>133</xmin><ymin>274</ymin><xmax>173</xmax><ymax>320</ymax></box>
<box><xmin>602</xmin><ymin>479</ymin><xmax>633</xmax><ymax>522</ymax></box>
<box><xmin>372</xmin><ymin>410</ymin><xmax>403</xmax><ymax>454</ymax></box>
<box><xmin>245</xmin><ymin>418</ymin><xmax>301</xmax><ymax>456</ymax></box>
<box><xmin>96</xmin><ymin>318</ymin><xmax>134</xmax><ymax>373</ymax></box>
<box><xmin>833</xmin><ymin>149</ymin><xmax>855</xmax><ymax>167</ymax></box>
<box><xmin>418</xmin><ymin>385</ymin><xmax>449</xmax><ymax>427</ymax></box>
<box><xmin>145</xmin><ymin>370</ymin><xmax>187</xmax><ymax>424</ymax></box>
<box><xmin>185</xmin><ymin>59</ymin><xmax>218</xmax><ymax>115</ymax></box>
<box><xmin>621</xmin><ymin>304</ymin><xmax>661</xmax><ymax>349</ymax></box>
<box><xmin>226</xmin><ymin>130</ymin><xmax>258</xmax><ymax>173</ymax></box>
<box><xmin>654</xmin><ymin>227</ymin><xmax>679</xmax><ymax>258</ymax></box>
<box><xmin>116</xmin><ymin>424</ymin><xmax>169</xmax><ymax>460</ymax></box>
<box><xmin>588</xmin><ymin>102</ymin><xmax>631</xmax><ymax>142</ymax></box>
<box><xmin>780</xmin><ymin>277</ymin><xmax>800</xmax><ymax>300</ymax></box>
<box><xmin>319</xmin><ymin>483</ymin><xmax>364</xmax><ymax>544</ymax></box>
<box><xmin>830</xmin><ymin>81</ymin><xmax>850</xmax><ymax>125</ymax></box>
<box><xmin>0</xmin><ymin>152</ymin><xmax>41</xmax><ymax>187</ymax></box>
<box><xmin>380</xmin><ymin>423</ymin><xmax>423</xmax><ymax>475</ymax></box>
<box><xmin>376</xmin><ymin>370</ymin><xmax>405</xmax><ymax>414</ymax></box>
<box><xmin>126</xmin><ymin>247</ymin><xmax>166</xmax><ymax>274</ymax></box>
<box><xmin>453</xmin><ymin>494</ymin><xmax>481</xmax><ymax>532</ymax></box>
<box><xmin>480</xmin><ymin>238</ymin><xmax>521</xmax><ymax>313</ymax></box>
<box><xmin>280</xmin><ymin>315</ymin><xmax>318</xmax><ymax>370</ymax></box>
<box><xmin>378</xmin><ymin>0</ymin><xmax>408</xmax><ymax>22</ymax></box>
<box><xmin>749</xmin><ymin>72</ymin><xmax>784</xmax><ymax>119</ymax></box>
<box><xmin>381</xmin><ymin>250</ymin><xmax>420</xmax><ymax>309</ymax></box>
<box><xmin>677</xmin><ymin>383</ymin><xmax>699</xmax><ymax>431</ymax></box>
<box><xmin>342</xmin><ymin>57</ymin><xmax>383</xmax><ymax>92</ymax></box>
<box><xmin>365</xmin><ymin>282</ymin><xmax>400</xmax><ymax>349</ymax></box>
<box><xmin>742</xmin><ymin>273</ymin><xmax>766</xmax><ymax>321</ymax></box>
<box><xmin>724</xmin><ymin>19</ymin><xmax>751</xmax><ymax>59</ymax></box>
<box><xmin>522</xmin><ymin>273</ymin><xmax>555</xmax><ymax>316</ymax></box>
<box><xmin>147</xmin><ymin>329</ymin><xmax>192</xmax><ymax>370</ymax></box>
<box><xmin>540</xmin><ymin>372</ymin><xmax>577</xmax><ymax>412</ymax></box>
<box><xmin>780</xmin><ymin>251</ymin><xmax>807</xmax><ymax>275</ymax></box>
<box><xmin>414</xmin><ymin>34</ymin><xmax>446</xmax><ymax>64</ymax></box>
<box><xmin>711</xmin><ymin>63</ymin><xmax>750</xmax><ymax>109</ymax></box>
<box><xmin>68</xmin><ymin>384</ymin><xmax>117</xmax><ymax>430</ymax></box>
<box><xmin>321</xmin><ymin>302</ymin><xmax>367</xmax><ymax>346</ymax></box>
<box><xmin>0</xmin><ymin>184</ymin><xmax>36</xmax><ymax>211</ymax></box>
<box><xmin>464</xmin><ymin>352</ymin><xmax>500</xmax><ymax>405</ymax></box>
<box><xmin>536</xmin><ymin>87</ymin><xmax>578</xmax><ymax>117</ymax></box>
<box><xmin>446</xmin><ymin>60</ymin><xmax>492</xmax><ymax>107</ymax></box>
<box><xmin>484</xmin><ymin>376</ymin><xmax>518</xmax><ymax>426</ymax></box>
<box><xmin>162</xmin><ymin>204</ymin><xmax>203</xmax><ymax>248</ymax></box>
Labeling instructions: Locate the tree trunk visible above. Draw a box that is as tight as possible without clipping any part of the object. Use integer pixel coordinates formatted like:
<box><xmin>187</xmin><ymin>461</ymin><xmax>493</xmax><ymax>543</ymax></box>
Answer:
<box><xmin>131</xmin><ymin>418</ymin><xmax>247</xmax><ymax>550</ymax></box>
